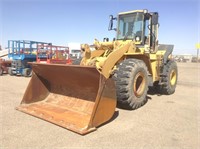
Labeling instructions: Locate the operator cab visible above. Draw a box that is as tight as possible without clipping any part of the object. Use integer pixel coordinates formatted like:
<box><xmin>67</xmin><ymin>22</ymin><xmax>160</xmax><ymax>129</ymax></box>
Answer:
<box><xmin>109</xmin><ymin>9</ymin><xmax>159</xmax><ymax>51</ymax></box>
<box><xmin>117</xmin><ymin>11</ymin><xmax>144</xmax><ymax>43</ymax></box>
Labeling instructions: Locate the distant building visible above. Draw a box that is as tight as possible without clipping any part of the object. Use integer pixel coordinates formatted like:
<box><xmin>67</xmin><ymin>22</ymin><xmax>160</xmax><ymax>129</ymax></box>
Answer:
<box><xmin>67</xmin><ymin>43</ymin><xmax>81</xmax><ymax>59</ymax></box>
<box><xmin>174</xmin><ymin>54</ymin><xmax>193</xmax><ymax>62</ymax></box>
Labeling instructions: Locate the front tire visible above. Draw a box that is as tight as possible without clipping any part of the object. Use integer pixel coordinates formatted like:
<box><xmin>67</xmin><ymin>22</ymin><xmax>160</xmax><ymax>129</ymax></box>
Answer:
<box><xmin>115</xmin><ymin>59</ymin><xmax>148</xmax><ymax>110</ymax></box>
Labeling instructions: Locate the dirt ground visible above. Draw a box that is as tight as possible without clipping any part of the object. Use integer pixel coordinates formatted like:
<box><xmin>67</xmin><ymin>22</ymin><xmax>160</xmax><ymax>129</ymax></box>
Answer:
<box><xmin>0</xmin><ymin>62</ymin><xmax>199</xmax><ymax>149</ymax></box>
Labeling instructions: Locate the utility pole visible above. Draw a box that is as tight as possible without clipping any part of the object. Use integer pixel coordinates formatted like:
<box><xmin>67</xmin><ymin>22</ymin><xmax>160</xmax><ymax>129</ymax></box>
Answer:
<box><xmin>196</xmin><ymin>43</ymin><xmax>200</xmax><ymax>63</ymax></box>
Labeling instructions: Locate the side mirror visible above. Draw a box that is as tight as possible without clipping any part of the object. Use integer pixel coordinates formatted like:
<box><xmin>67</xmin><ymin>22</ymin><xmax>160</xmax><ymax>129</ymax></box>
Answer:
<box><xmin>152</xmin><ymin>12</ymin><xmax>159</xmax><ymax>25</ymax></box>
<box><xmin>108</xmin><ymin>15</ymin><xmax>117</xmax><ymax>31</ymax></box>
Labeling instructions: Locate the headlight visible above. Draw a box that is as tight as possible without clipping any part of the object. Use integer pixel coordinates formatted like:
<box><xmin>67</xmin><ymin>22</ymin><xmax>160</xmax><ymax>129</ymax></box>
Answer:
<box><xmin>135</xmin><ymin>36</ymin><xmax>140</xmax><ymax>41</ymax></box>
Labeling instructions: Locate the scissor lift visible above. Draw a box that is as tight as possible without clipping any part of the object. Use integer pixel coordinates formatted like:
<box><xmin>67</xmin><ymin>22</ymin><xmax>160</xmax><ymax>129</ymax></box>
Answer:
<box><xmin>8</xmin><ymin>40</ymin><xmax>50</xmax><ymax>77</ymax></box>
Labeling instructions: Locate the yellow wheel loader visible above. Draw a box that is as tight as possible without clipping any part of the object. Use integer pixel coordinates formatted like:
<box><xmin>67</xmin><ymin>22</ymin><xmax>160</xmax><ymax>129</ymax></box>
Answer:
<box><xmin>16</xmin><ymin>9</ymin><xmax>178</xmax><ymax>135</ymax></box>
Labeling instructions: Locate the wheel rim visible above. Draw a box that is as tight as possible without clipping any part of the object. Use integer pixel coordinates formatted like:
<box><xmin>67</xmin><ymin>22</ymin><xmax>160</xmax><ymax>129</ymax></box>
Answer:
<box><xmin>170</xmin><ymin>69</ymin><xmax>177</xmax><ymax>86</ymax></box>
<box><xmin>133</xmin><ymin>72</ymin><xmax>146</xmax><ymax>97</ymax></box>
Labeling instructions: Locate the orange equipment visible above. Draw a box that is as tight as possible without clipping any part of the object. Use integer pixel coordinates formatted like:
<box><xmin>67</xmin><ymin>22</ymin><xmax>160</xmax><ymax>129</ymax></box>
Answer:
<box><xmin>36</xmin><ymin>44</ymin><xmax>72</xmax><ymax>64</ymax></box>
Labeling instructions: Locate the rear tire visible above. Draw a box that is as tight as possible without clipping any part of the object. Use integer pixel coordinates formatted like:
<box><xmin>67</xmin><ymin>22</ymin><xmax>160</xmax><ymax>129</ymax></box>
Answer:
<box><xmin>156</xmin><ymin>60</ymin><xmax>178</xmax><ymax>95</ymax></box>
<box><xmin>115</xmin><ymin>59</ymin><xmax>148</xmax><ymax>110</ymax></box>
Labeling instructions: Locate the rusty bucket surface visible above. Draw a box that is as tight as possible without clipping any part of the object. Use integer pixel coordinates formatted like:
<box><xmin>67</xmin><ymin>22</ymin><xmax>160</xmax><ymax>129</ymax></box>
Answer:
<box><xmin>16</xmin><ymin>63</ymin><xmax>116</xmax><ymax>135</ymax></box>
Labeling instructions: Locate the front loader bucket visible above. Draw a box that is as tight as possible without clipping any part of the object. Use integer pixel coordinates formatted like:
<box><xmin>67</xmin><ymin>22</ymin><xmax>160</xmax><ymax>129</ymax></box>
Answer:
<box><xmin>16</xmin><ymin>63</ymin><xmax>116</xmax><ymax>135</ymax></box>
